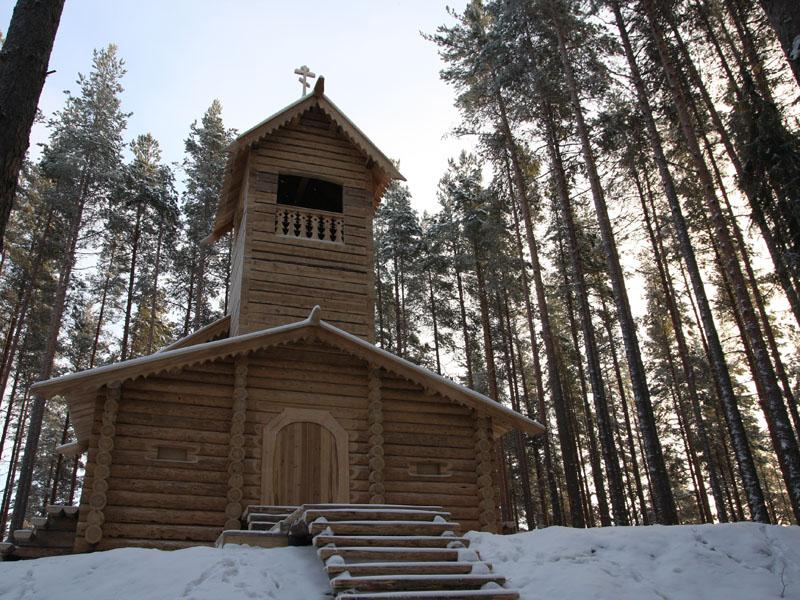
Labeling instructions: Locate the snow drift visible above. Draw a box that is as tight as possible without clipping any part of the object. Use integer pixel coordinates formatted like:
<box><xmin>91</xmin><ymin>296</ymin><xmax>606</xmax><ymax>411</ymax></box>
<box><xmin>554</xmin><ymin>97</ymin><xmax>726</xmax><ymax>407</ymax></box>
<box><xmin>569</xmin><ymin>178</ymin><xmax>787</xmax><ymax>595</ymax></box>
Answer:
<box><xmin>0</xmin><ymin>522</ymin><xmax>797</xmax><ymax>599</ymax></box>
<box><xmin>469</xmin><ymin>522</ymin><xmax>800</xmax><ymax>599</ymax></box>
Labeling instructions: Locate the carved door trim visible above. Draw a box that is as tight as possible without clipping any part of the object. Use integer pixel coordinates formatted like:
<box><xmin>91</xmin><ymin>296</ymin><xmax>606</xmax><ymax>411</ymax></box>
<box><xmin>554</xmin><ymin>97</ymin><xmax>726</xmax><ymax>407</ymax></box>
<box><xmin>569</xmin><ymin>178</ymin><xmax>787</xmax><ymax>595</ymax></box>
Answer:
<box><xmin>261</xmin><ymin>407</ymin><xmax>350</xmax><ymax>504</ymax></box>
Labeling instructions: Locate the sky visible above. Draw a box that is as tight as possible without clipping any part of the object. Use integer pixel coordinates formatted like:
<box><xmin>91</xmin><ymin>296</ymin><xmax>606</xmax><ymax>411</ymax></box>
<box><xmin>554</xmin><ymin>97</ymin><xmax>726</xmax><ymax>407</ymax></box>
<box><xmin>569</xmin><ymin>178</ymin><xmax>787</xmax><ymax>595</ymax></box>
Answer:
<box><xmin>0</xmin><ymin>0</ymin><xmax>471</xmax><ymax>214</ymax></box>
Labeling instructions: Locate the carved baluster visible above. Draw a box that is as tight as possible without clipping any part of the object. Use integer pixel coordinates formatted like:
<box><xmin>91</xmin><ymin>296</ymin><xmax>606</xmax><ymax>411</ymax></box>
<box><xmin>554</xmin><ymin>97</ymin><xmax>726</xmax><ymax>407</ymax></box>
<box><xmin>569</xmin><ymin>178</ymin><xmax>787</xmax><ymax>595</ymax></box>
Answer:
<box><xmin>318</xmin><ymin>214</ymin><xmax>328</xmax><ymax>241</ymax></box>
<box><xmin>334</xmin><ymin>218</ymin><xmax>344</xmax><ymax>243</ymax></box>
<box><xmin>308</xmin><ymin>214</ymin><xmax>318</xmax><ymax>240</ymax></box>
<box><xmin>292</xmin><ymin>210</ymin><xmax>301</xmax><ymax>238</ymax></box>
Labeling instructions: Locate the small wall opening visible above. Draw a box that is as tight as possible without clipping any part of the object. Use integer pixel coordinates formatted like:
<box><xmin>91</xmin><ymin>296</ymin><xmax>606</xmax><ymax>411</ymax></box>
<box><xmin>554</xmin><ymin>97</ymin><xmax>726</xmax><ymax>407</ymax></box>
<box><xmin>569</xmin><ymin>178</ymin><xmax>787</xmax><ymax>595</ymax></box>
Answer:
<box><xmin>277</xmin><ymin>174</ymin><xmax>343</xmax><ymax>213</ymax></box>
<box><xmin>409</xmin><ymin>460</ymin><xmax>452</xmax><ymax>478</ymax></box>
<box><xmin>149</xmin><ymin>445</ymin><xmax>196</xmax><ymax>463</ymax></box>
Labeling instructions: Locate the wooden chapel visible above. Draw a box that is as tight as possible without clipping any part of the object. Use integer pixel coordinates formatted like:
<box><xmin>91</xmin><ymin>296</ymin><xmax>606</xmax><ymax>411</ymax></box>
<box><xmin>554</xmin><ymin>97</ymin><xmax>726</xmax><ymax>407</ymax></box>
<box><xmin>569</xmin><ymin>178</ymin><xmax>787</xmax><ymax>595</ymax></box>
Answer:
<box><xmin>28</xmin><ymin>77</ymin><xmax>544</xmax><ymax>554</ymax></box>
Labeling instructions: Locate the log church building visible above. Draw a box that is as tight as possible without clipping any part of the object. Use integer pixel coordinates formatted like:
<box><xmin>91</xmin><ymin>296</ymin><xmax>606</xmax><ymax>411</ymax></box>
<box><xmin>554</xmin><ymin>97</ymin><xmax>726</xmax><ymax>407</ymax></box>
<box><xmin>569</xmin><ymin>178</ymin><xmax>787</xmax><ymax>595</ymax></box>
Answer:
<box><xmin>6</xmin><ymin>76</ymin><xmax>541</xmax><ymax>597</ymax></box>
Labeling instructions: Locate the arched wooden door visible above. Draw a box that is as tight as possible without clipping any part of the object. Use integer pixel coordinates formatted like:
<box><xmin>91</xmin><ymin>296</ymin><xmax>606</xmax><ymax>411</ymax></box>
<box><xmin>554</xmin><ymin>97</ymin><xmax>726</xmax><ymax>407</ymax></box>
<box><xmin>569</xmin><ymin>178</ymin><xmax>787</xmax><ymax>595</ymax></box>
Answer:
<box><xmin>262</xmin><ymin>408</ymin><xmax>350</xmax><ymax>505</ymax></box>
<box><xmin>273</xmin><ymin>421</ymin><xmax>338</xmax><ymax>505</ymax></box>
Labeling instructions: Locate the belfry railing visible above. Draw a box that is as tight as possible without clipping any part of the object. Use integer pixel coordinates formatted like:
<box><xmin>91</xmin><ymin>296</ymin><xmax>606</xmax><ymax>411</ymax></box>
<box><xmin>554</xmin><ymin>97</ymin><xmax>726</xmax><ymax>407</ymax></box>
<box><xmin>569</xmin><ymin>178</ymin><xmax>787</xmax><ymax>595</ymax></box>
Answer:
<box><xmin>275</xmin><ymin>205</ymin><xmax>344</xmax><ymax>244</ymax></box>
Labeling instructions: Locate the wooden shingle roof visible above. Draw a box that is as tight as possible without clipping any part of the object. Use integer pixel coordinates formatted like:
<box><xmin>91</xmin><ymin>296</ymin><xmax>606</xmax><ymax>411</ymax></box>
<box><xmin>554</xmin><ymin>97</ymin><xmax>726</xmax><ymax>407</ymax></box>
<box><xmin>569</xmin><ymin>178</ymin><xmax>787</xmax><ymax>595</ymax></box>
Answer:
<box><xmin>32</xmin><ymin>308</ymin><xmax>544</xmax><ymax>443</ymax></box>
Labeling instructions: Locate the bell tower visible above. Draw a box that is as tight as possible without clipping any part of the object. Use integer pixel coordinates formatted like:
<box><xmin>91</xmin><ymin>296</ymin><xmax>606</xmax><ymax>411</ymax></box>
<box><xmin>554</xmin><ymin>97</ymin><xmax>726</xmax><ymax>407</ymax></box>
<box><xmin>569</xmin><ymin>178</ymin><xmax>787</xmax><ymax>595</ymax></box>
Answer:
<box><xmin>204</xmin><ymin>78</ymin><xmax>403</xmax><ymax>341</ymax></box>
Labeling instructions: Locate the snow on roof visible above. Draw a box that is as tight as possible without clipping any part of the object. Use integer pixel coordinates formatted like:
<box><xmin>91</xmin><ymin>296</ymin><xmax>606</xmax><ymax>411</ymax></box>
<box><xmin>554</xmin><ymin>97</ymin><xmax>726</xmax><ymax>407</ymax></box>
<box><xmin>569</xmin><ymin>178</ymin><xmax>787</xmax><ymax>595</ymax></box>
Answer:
<box><xmin>31</xmin><ymin>307</ymin><xmax>544</xmax><ymax>443</ymax></box>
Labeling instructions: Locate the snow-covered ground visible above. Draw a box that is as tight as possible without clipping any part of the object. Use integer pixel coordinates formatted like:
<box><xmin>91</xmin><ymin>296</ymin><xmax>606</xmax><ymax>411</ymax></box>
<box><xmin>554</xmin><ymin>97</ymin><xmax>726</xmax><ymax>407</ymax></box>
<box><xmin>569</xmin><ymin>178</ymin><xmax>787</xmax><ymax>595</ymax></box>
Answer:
<box><xmin>0</xmin><ymin>523</ymin><xmax>797</xmax><ymax>599</ymax></box>
<box><xmin>469</xmin><ymin>522</ymin><xmax>800</xmax><ymax>599</ymax></box>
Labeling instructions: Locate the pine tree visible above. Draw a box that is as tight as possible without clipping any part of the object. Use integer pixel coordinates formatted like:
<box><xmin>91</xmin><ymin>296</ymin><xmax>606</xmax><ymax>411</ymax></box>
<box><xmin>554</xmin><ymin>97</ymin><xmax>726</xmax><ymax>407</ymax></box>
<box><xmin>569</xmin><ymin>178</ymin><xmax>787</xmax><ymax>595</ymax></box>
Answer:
<box><xmin>7</xmin><ymin>45</ymin><xmax>128</xmax><ymax>536</ymax></box>
<box><xmin>178</xmin><ymin>100</ymin><xmax>235</xmax><ymax>333</ymax></box>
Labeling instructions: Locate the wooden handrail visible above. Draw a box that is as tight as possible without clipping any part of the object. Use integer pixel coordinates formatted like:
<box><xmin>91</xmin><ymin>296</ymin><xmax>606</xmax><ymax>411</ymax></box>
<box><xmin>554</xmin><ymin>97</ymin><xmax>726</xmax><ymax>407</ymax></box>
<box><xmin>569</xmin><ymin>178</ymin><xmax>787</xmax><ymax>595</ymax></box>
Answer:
<box><xmin>275</xmin><ymin>205</ymin><xmax>344</xmax><ymax>244</ymax></box>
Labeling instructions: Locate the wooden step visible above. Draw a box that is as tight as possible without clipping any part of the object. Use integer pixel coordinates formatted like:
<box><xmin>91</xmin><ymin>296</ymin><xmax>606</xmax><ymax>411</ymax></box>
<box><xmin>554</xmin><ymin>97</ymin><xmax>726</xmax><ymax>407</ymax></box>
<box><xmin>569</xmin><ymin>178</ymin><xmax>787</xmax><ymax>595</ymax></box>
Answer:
<box><xmin>318</xmin><ymin>546</ymin><xmax>465</xmax><ymax>562</ymax></box>
<box><xmin>0</xmin><ymin>544</ymin><xmax>75</xmax><ymax>561</ymax></box>
<box><xmin>45</xmin><ymin>505</ymin><xmax>79</xmax><ymax>518</ymax></box>
<box><xmin>242</xmin><ymin>505</ymin><xmax>298</xmax><ymax>520</ymax></box>
<box><xmin>13</xmin><ymin>528</ymin><xmax>75</xmax><ymax>548</ymax></box>
<box><xmin>31</xmin><ymin>517</ymin><xmax>48</xmax><ymax>529</ymax></box>
<box><xmin>325</xmin><ymin>561</ymin><xmax>492</xmax><ymax>577</ymax></box>
<box><xmin>303</xmin><ymin>504</ymin><xmax>444</xmax><ymax>511</ymax></box>
<box><xmin>331</xmin><ymin>574</ymin><xmax>507</xmax><ymax>593</ymax></box>
<box><xmin>303</xmin><ymin>508</ymin><xmax>451</xmax><ymax>523</ymax></box>
<box><xmin>12</xmin><ymin>530</ymin><xmax>34</xmax><ymax>544</ymax></box>
<box><xmin>248</xmin><ymin>521</ymin><xmax>280</xmax><ymax>531</ymax></box>
<box><xmin>247</xmin><ymin>512</ymin><xmax>291</xmax><ymax>523</ymax></box>
<box><xmin>337</xmin><ymin>587</ymin><xmax>519</xmax><ymax>600</ymax></box>
<box><xmin>310</xmin><ymin>520</ymin><xmax>458</xmax><ymax>536</ymax></box>
<box><xmin>314</xmin><ymin>535</ymin><xmax>469</xmax><ymax>549</ymax></box>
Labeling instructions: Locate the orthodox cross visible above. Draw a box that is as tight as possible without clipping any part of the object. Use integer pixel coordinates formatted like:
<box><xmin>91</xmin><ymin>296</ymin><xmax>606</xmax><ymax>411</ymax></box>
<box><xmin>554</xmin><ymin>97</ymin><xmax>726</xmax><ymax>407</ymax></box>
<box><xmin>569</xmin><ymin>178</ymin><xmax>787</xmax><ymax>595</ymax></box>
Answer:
<box><xmin>294</xmin><ymin>65</ymin><xmax>316</xmax><ymax>96</ymax></box>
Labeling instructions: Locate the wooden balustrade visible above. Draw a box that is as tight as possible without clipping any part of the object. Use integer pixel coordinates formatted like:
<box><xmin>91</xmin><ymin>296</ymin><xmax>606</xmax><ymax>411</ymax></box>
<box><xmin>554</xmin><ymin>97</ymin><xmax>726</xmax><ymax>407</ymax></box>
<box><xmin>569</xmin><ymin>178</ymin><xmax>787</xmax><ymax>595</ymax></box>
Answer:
<box><xmin>275</xmin><ymin>205</ymin><xmax>344</xmax><ymax>244</ymax></box>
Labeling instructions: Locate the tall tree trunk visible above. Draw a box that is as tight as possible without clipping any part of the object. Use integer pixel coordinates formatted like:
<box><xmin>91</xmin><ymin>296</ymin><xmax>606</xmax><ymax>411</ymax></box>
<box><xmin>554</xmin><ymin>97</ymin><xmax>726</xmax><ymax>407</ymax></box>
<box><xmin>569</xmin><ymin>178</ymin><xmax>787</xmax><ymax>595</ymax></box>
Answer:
<box><xmin>544</xmin><ymin>110</ymin><xmax>628</xmax><ymax>525</ymax></box>
<box><xmin>393</xmin><ymin>254</ymin><xmax>402</xmax><ymax>357</ymax></box>
<box><xmin>561</xmin><ymin>250</ymin><xmax>611</xmax><ymax>527</ymax></box>
<box><xmin>597</xmin><ymin>291</ymin><xmax>650</xmax><ymax>525</ymax></box>
<box><xmin>428</xmin><ymin>270</ymin><xmax>442</xmax><ymax>375</ymax></box>
<box><xmin>0</xmin><ymin>366</ymin><xmax>21</xmax><ymax>473</ymax></box>
<box><xmin>757</xmin><ymin>0</ymin><xmax>800</xmax><ymax>87</ymax></box>
<box><xmin>642</xmin><ymin>0</ymin><xmax>800</xmax><ymax>523</ymax></box>
<box><xmin>121</xmin><ymin>203</ymin><xmax>145</xmax><ymax>360</ymax></box>
<box><xmin>473</xmin><ymin>252</ymin><xmax>512</xmax><ymax>525</ymax></box>
<box><xmin>613</xmin><ymin>0</ymin><xmax>769</xmax><ymax>523</ymax></box>
<box><xmin>637</xmin><ymin>170</ymin><xmax>729</xmax><ymax>522</ymax></box>
<box><xmin>506</xmin><ymin>163</ymin><xmax>560</xmax><ymax>525</ymax></box>
<box><xmin>705</xmin><ymin>141</ymin><xmax>800</xmax><ymax>441</ymax></box>
<box><xmin>494</xmin><ymin>93</ymin><xmax>583</xmax><ymax>528</ymax></box>
<box><xmin>1</xmin><ymin>389</ymin><xmax>30</xmax><ymax>536</ymax></box>
<box><xmin>0</xmin><ymin>0</ymin><xmax>65</xmax><ymax>252</ymax></box>
<box><xmin>146</xmin><ymin>221</ymin><xmax>165</xmax><ymax>354</ymax></box>
<box><xmin>548</xmin><ymin>4</ymin><xmax>676</xmax><ymax>524</ymax></box>
<box><xmin>7</xmin><ymin>173</ymin><xmax>89</xmax><ymax>537</ymax></box>
<box><xmin>376</xmin><ymin>255</ymin><xmax>386</xmax><ymax>349</ymax></box>
<box><xmin>182</xmin><ymin>247</ymin><xmax>196</xmax><ymax>336</ymax></box>
<box><xmin>499</xmin><ymin>292</ymin><xmax>536</xmax><ymax>529</ymax></box>
<box><xmin>0</xmin><ymin>205</ymin><xmax>55</xmax><ymax>399</ymax></box>
<box><xmin>454</xmin><ymin>266</ymin><xmax>475</xmax><ymax>388</ymax></box>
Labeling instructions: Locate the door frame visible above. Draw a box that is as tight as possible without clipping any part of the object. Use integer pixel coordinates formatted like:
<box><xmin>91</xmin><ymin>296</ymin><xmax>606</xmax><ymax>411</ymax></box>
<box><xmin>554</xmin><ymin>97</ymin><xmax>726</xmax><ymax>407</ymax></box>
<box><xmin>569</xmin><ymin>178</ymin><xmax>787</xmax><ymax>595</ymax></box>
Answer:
<box><xmin>261</xmin><ymin>407</ymin><xmax>350</xmax><ymax>504</ymax></box>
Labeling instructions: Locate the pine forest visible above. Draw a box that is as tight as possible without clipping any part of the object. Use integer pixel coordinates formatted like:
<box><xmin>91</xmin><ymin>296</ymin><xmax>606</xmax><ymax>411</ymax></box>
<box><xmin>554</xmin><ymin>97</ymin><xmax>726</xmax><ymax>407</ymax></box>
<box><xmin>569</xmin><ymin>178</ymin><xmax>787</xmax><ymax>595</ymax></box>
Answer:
<box><xmin>2</xmin><ymin>0</ymin><xmax>800</xmax><ymax>537</ymax></box>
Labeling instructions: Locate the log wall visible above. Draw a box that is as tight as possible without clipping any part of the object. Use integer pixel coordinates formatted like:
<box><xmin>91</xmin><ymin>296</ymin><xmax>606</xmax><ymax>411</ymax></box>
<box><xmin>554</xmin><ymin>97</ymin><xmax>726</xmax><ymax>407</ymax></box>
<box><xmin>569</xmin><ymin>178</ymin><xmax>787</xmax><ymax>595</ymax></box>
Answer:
<box><xmin>230</xmin><ymin>106</ymin><xmax>376</xmax><ymax>340</ymax></box>
<box><xmin>379</xmin><ymin>373</ymin><xmax>484</xmax><ymax>534</ymax></box>
<box><xmin>73</xmin><ymin>342</ymin><xmax>493</xmax><ymax>551</ymax></box>
<box><xmin>242</xmin><ymin>340</ymin><xmax>371</xmax><ymax>507</ymax></box>
<box><xmin>74</xmin><ymin>360</ymin><xmax>236</xmax><ymax>551</ymax></box>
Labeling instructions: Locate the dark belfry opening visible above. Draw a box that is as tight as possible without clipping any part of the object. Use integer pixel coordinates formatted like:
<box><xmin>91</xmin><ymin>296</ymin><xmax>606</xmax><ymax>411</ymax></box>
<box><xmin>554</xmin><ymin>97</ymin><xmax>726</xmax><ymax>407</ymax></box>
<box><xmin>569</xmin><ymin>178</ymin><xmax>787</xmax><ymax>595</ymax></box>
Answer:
<box><xmin>277</xmin><ymin>174</ymin><xmax>343</xmax><ymax>213</ymax></box>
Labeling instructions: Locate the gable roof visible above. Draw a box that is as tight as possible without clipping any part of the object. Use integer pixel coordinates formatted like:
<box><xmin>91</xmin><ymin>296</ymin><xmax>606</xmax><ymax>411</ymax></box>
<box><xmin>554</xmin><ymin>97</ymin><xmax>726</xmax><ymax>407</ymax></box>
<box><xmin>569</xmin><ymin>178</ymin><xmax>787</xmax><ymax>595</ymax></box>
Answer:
<box><xmin>32</xmin><ymin>307</ymin><xmax>544</xmax><ymax>443</ymax></box>
<box><xmin>205</xmin><ymin>80</ymin><xmax>405</xmax><ymax>245</ymax></box>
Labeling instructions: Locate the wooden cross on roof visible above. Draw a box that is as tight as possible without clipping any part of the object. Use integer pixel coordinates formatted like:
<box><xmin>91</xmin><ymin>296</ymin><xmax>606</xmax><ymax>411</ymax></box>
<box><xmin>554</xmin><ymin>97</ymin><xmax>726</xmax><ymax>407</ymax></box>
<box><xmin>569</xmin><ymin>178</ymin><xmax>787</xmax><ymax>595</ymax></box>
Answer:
<box><xmin>294</xmin><ymin>65</ymin><xmax>316</xmax><ymax>96</ymax></box>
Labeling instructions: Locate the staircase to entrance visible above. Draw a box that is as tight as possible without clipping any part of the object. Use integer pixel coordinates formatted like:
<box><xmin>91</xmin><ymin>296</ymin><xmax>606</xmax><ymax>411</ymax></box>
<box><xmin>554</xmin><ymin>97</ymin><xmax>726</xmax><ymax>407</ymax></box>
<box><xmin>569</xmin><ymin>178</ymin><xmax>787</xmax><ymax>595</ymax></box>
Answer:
<box><xmin>219</xmin><ymin>503</ymin><xmax>520</xmax><ymax>599</ymax></box>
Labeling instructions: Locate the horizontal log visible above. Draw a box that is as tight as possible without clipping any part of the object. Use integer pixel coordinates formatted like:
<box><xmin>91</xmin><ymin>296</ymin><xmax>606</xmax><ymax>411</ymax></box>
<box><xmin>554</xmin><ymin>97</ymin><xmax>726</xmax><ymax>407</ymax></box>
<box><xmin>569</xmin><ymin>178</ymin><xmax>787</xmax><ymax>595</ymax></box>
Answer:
<box><xmin>116</xmin><ymin>411</ymin><xmax>231</xmax><ymax>434</ymax></box>
<box><xmin>106</xmin><ymin>490</ymin><xmax>226</xmax><ymax>512</ymax></box>
<box><xmin>250</xmin><ymin>156</ymin><xmax>367</xmax><ymax>189</ymax></box>
<box><xmin>108</xmin><ymin>477</ymin><xmax>226</xmax><ymax>498</ymax></box>
<box><xmin>250</xmin><ymin>255</ymin><xmax>368</xmax><ymax>285</ymax></box>
<box><xmin>103</xmin><ymin>506</ymin><xmax>225</xmax><ymax>527</ymax></box>
<box><xmin>120</xmin><ymin>394</ymin><xmax>231</xmax><ymax>416</ymax></box>
<box><xmin>103</xmin><ymin>523</ymin><xmax>221</xmax><ymax>543</ymax></box>
<box><xmin>113</xmin><ymin>434</ymin><xmax>227</xmax><ymax>458</ymax></box>
<box><xmin>255</xmin><ymin>145</ymin><xmax>368</xmax><ymax>178</ymax></box>
<box><xmin>383</xmin><ymin>444</ymin><xmax>475</xmax><ymax>460</ymax></box>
